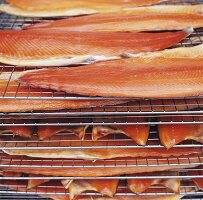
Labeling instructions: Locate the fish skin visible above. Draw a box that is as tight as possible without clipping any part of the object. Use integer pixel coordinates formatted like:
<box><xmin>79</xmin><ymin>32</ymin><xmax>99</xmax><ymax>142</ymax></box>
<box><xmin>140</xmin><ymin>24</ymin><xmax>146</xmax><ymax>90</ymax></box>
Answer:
<box><xmin>24</xmin><ymin>12</ymin><xmax>203</xmax><ymax>31</ymax></box>
<box><xmin>159</xmin><ymin>117</ymin><xmax>203</xmax><ymax>149</ymax></box>
<box><xmin>0</xmin><ymin>29</ymin><xmax>191</xmax><ymax>66</ymax></box>
<box><xmin>1</xmin><ymin>0</ymin><xmax>163</xmax><ymax>17</ymax></box>
<box><xmin>0</xmin><ymin>81</ymin><xmax>126</xmax><ymax>112</ymax></box>
<box><xmin>128</xmin><ymin>172</ymin><xmax>180</xmax><ymax>193</ymax></box>
<box><xmin>19</xmin><ymin>51</ymin><xmax>203</xmax><ymax>99</ymax></box>
<box><xmin>68</xmin><ymin>179</ymin><xmax>119</xmax><ymax>200</ymax></box>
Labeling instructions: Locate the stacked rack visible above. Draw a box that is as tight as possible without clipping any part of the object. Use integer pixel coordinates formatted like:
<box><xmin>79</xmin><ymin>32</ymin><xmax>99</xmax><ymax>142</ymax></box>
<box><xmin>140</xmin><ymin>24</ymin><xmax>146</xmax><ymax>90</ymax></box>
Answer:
<box><xmin>0</xmin><ymin>0</ymin><xmax>203</xmax><ymax>200</ymax></box>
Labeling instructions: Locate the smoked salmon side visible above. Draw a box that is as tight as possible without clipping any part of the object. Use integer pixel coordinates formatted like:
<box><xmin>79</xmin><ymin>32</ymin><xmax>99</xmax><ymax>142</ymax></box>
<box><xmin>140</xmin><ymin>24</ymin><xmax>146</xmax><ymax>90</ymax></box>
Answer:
<box><xmin>68</xmin><ymin>179</ymin><xmax>119</xmax><ymax>199</ymax></box>
<box><xmin>3</xmin><ymin>136</ymin><xmax>200</xmax><ymax>159</ymax></box>
<box><xmin>19</xmin><ymin>51</ymin><xmax>203</xmax><ymax>99</ymax></box>
<box><xmin>1</xmin><ymin>80</ymin><xmax>201</xmax><ymax>113</ymax></box>
<box><xmin>24</xmin><ymin>12</ymin><xmax>203</xmax><ymax>31</ymax></box>
<box><xmin>159</xmin><ymin>117</ymin><xmax>203</xmax><ymax>149</ymax></box>
<box><xmin>0</xmin><ymin>0</ymin><xmax>164</xmax><ymax>17</ymax></box>
<box><xmin>0</xmin><ymin>154</ymin><xmax>201</xmax><ymax>177</ymax></box>
<box><xmin>128</xmin><ymin>172</ymin><xmax>180</xmax><ymax>193</ymax></box>
<box><xmin>0</xmin><ymin>29</ymin><xmax>192</xmax><ymax>66</ymax></box>
<box><xmin>0</xmin><ymin>81</ymin><xmax>126</xmax><ymax>112</ymax></box>
<box><xmin>24</xmin><ymin>4</ymin><xmax>203</xmax><ymax>29</ymax></box>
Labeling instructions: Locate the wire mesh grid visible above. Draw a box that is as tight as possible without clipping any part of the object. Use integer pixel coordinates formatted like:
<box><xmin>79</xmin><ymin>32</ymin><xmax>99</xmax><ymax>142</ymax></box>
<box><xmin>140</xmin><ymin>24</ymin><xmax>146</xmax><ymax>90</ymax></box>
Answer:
<box><xmin>0</xmin><ymin>167</ymin><xmax>203</xmax><ymax>179</ymax></box>
<box><xmin>0</xmin><ymin>115</ymin><xmax>203</xmax><ymax>125</ymax></box>
<box><xmin>0</xmin><ymin>0</ymin><xmax>203</xmax><ymax>199</ymax></box>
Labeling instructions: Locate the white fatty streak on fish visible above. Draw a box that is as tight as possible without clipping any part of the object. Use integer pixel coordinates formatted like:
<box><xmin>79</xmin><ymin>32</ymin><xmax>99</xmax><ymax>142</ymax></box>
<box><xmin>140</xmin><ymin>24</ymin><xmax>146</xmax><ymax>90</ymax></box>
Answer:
<box><xmin>123</xmin><ymin>42</ymin><xmax>203</xmax><ymax>58</ymax></box>
<box><xmin>0</xmin><ymin>4</ymin><xmax>98</xmax><ymax>17</ymax></box>
<box><xmin>123</xmin><ymin>5</ymin><xmax>203</xmax><ymax>15</ymax></box>
<box><xmin>0</xmin><ymin>55</ymin><xmax>119</xmax><ymax>67</ymax></box>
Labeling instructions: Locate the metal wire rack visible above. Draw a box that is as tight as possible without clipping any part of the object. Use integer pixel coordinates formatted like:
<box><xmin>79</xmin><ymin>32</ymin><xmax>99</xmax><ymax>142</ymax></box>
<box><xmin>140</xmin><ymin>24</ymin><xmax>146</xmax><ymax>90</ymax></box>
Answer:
<box><xmin>0</xmin><ymin>167</ymin><xmax>203</xmax><ymax>179</ymax></box>
<box><xmin>0</xmin><ymin>115</ymin><xmax>203</xmax><ymax>125</ymax></box>
<box><xmin>0</xmin><ymin>0</ymin><xmax>203</xmax><ymax>200</ymax></box>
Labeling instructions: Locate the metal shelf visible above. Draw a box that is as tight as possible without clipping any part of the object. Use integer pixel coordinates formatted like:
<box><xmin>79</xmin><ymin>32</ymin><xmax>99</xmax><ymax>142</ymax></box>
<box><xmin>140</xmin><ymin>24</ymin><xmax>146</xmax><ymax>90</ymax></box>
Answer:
<box><xmin>0</xmin><ymin>0</ymin><xmax>203</xmax><ymax>199</ymax></box>
<box><xmin>0</xmin><ymin>168</ymin><xmax>202</xmax><ymax>179</ymax></box>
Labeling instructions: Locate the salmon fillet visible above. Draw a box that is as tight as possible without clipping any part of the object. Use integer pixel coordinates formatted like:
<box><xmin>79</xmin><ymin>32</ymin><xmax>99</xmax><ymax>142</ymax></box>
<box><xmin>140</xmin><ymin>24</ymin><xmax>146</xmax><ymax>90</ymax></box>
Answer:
<box><xmin>1</xmin><ymin>80</ymin><xmax>201</xmax><ymax>113</ymax></box>
<box><xmin>0</xmin><ymin>81</ymin><xmax>202</xmax><ymax>112</ymax></box>
<box><xmin>19</xmin><ymin>46</ymin><xmax>203</xmax><ymax>98</ymax></box>
<box><xmin>24</xmin><ymin>5</ymin><xmax>203</xmax><ymax>31</ymax></box>
<box><xmin>92</xmin><ymin>195</ymin><xmax>181</xmax><ymax>200</ymax></box>
<box><xmin>0</xmin><ymin>0</ymin><xmax>163</xmax><ymax>17</ymax></box>
<box><xmin>128</xmin><ymin>172</ymin><xmax>180</xmax><ymax>193</ymax></box>
<box><xmin>0</xmin><ymin>121</ymin><xmax>33</xmax><ymax>138</ymax></box>
<box><xmin>37</xmin><ymin>120</ymin><xmax>88</xmax><ymax>140</ymax></box>
<box><xmin>0</xmin><ymin>80</ymin><xmax>126</xmax><ymax>112</ymax></box>
<box><xmin>27</xmin><ymin>174</ymin><xmax>50</xmax><ymax>189</ymax></box>
<box><xmin>0</xmin><ymin>171</ymin><xmax>22</xmax><ymax>177</ymax></box>
<box><xmin>0</xmin><ymin>29</ymin><xmax>191</xmax><ymax>66</ymax></box>
<box><xmin>0</xmin><ymin>154</ymin><xmax>201</xmax><ymax>176</ymax></box>
<box><xmin>68</xmin><ymin>179</ymin><xmax>119</xmax><ymax>200</ymax></box>
<box><xmin>159</xmin><ymin>117</ymin><xmax>203</xmax><ymax>149</ymax></box>
<box><xmin>92</xmin><ymin>125</ymin><xmax>149</xmax><ymax>146</ymax></box>
<box><xmin>92</xmin><ymin>118</ymin><xmax>149</xmax><ymax>146</ymax></box>
<box><xmin>0</xmin><ymin>98</ymin><xmax>125</xmax><ymax>113</ymax></box>
<box><xmin>192</xmin><ymin>166</ymin><xmax>203</xmax><ymax>190</ymax></box>
<box><xmin>2</xmin><ymin>135</ymin><xmax>201</xmax><ymax>159</ymax></box>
